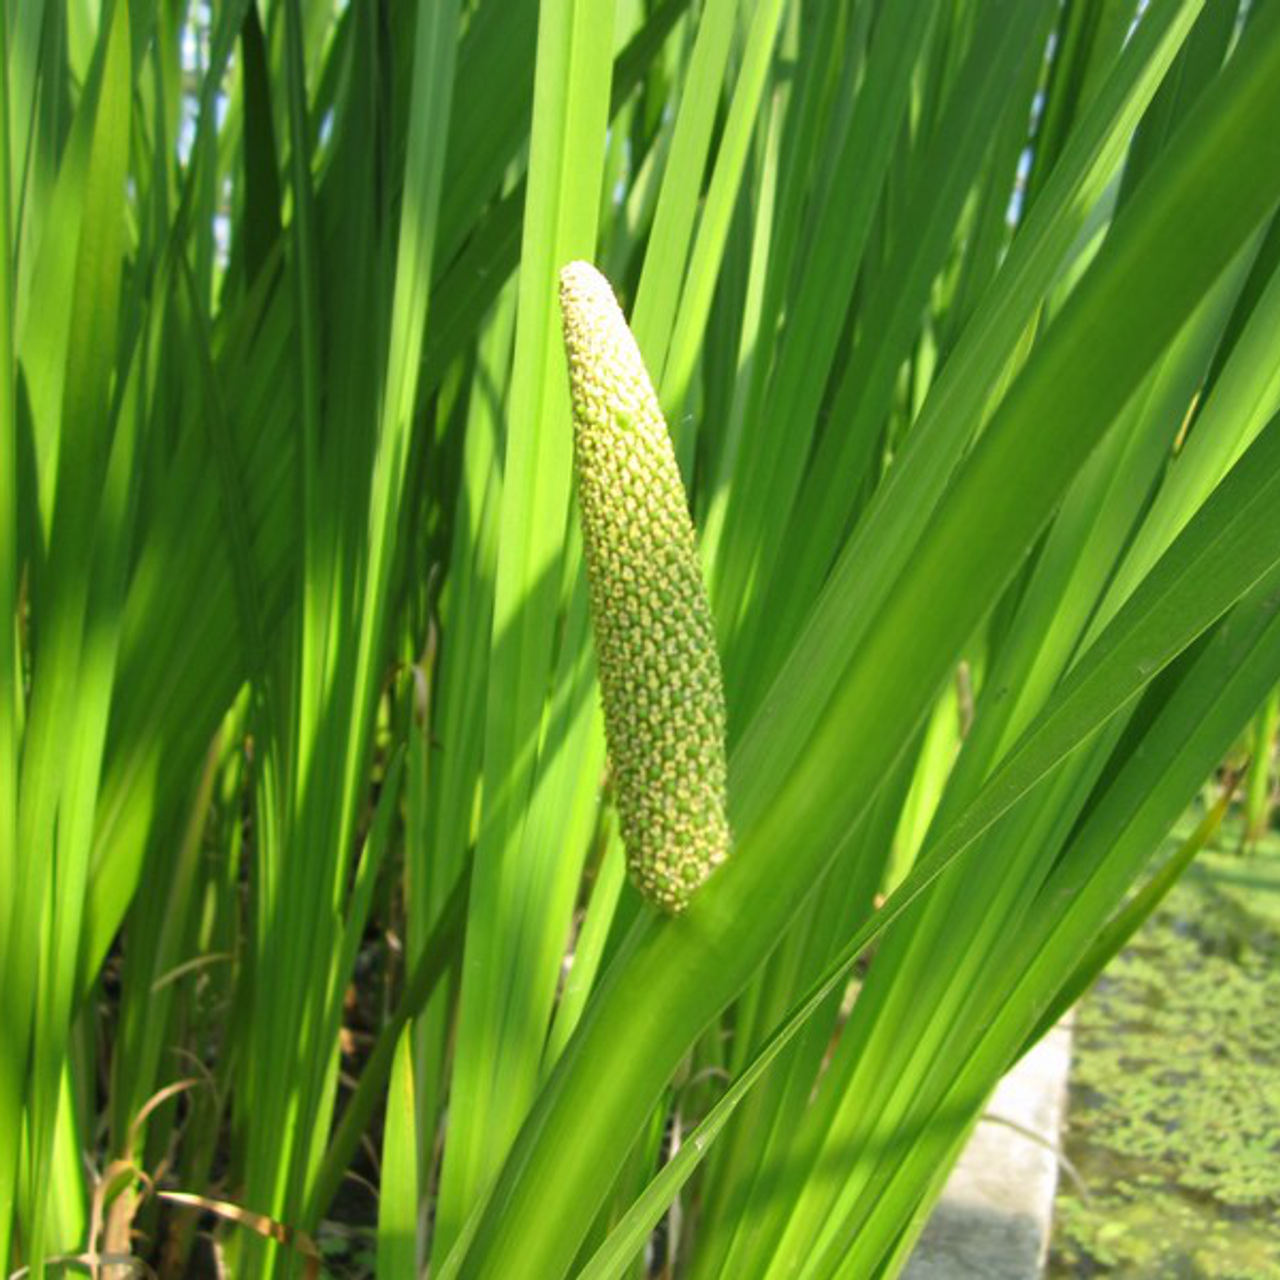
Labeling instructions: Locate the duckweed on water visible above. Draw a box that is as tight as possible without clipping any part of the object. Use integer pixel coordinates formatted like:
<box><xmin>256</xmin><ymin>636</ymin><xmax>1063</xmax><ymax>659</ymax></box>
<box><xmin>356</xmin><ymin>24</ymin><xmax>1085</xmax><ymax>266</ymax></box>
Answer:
<box><xmin>1049</xmin><ymin>824</ymin><xmax>1280</xmax><ymax>1278</ymax></box>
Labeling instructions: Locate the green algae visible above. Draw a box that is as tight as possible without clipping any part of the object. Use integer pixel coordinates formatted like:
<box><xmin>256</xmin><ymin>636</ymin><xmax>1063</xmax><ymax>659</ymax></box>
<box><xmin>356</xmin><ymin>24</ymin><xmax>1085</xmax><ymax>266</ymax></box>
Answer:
<box><xmin>1049</xmin><ymin>821</ymin><xmax>1280</xmax><ymax>1279</ymax></box>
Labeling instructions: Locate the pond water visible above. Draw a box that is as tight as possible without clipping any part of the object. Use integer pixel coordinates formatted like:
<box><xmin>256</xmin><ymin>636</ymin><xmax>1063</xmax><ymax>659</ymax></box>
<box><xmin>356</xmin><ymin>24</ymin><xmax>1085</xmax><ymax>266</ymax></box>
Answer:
<box><xmin>1048</xmin><ymin>823</ymin><xmax>1280</xmax><ymax>1279</ymax></box>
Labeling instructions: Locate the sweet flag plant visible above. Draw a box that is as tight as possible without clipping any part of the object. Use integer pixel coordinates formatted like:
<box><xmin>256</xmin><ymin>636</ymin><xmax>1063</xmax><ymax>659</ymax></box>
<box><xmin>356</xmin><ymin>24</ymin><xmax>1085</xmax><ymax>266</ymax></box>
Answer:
<box><xmin>3</xmin><ymin>2</ymin><xmax>1280</xmax><ymax>1278</ymax></box>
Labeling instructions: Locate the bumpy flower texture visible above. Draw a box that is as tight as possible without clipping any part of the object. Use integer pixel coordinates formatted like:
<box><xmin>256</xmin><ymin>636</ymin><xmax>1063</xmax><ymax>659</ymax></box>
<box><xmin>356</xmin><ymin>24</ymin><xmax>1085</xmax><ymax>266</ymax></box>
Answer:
<box><xmin>559</xmin><ymin>261</ymin><xmax>731</xmax><ymax>913</ymax></box>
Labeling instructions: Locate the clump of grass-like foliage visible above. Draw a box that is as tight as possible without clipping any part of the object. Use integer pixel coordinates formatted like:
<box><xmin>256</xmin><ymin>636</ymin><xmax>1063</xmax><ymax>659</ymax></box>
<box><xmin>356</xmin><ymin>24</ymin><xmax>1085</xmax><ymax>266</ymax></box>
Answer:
<box><xmin>4</xmin><ymin>3</ymin><xmax>1280</xmax><ymax>1278</ymax></box>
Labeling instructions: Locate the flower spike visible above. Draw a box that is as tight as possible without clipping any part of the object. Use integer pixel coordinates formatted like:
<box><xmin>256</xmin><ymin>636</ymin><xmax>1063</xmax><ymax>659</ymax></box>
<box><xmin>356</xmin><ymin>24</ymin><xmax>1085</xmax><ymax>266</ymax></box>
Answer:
<box><xmin>559</xmin><ymin>261</ymin><xmax>731</xmax><ymax>913</ymax></box>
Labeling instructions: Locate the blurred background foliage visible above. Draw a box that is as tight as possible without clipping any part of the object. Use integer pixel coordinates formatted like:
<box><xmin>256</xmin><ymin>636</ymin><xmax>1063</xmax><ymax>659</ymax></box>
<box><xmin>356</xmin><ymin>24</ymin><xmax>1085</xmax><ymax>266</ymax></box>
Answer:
<box><xmin>1050</xmin><ymin>815</ymin><xmax>1280</xmax><ymax>1278</ymax></box>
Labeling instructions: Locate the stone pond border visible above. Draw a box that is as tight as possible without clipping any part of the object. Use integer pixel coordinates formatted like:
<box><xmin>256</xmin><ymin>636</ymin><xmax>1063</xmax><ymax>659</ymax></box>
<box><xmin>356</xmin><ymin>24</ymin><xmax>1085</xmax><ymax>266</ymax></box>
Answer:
<box><xmin>904</xmin><ymin>1018</ymin><xmax>1074</xmax><ymax>1279</ymax></box>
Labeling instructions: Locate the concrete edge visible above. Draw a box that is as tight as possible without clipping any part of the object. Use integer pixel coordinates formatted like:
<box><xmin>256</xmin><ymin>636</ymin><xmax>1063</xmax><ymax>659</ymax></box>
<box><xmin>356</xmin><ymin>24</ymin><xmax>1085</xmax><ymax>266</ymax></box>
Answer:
<box><xmin>903</xmin><ymin>1017</ymin><xmax>1074</xmax><ymax>1279</ymax></box>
